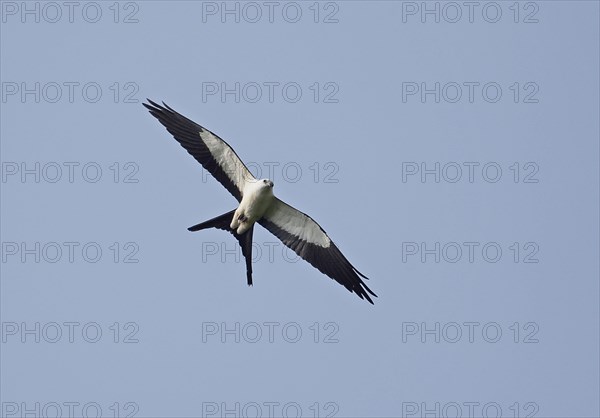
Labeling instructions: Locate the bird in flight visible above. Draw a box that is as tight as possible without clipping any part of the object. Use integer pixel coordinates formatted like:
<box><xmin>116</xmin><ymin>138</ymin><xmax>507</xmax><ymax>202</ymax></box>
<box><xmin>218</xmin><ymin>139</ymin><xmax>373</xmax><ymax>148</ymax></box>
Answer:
<box><xmin>143</xmin><ymin>100</ymin><xmax>377</xmax><ymax>304</ymax></box>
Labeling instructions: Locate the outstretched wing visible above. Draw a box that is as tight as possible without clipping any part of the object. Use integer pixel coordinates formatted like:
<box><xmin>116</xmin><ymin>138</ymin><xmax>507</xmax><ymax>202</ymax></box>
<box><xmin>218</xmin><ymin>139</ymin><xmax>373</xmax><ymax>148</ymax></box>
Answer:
<box><xmin>259</xmin><ymin>198</ymin><xmax>377</xmax><ymax>304</ymax></box>
<box><xmin>143</xmin><ymin>100</ymin><xmax>254</xmax><ymax>202</ymax></box>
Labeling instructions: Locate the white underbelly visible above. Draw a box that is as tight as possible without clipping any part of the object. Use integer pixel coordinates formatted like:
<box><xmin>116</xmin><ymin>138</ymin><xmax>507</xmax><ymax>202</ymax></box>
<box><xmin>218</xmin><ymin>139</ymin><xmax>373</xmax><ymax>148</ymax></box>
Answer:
<box><xmin>242</xmin><ymin>192</ymin><xmax>273</xmax><ymax>222</ymax></box>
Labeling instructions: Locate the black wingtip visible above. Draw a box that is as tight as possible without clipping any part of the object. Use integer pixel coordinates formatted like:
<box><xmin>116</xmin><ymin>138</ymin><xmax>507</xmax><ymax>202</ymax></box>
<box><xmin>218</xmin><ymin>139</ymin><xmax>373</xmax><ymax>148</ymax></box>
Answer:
<box><xmin>143</xmin><ymin>99</ymin><xmax>173</xmax><ymax>115</ymax></box>
<box><xmin>163</xmin><ymin>101</ymin><xmax>175</xmax><ymax>112</ymax></box>
<box><xmin>360</xmin><ymin>289</ymin><xmax>376</xmax><ymax>305</ymax></box>
<box><xmin>354</xmin><ymin>276</ymin><xmax>377</xmax><ymax>304</ymax></box>
<box><xmin>362</xmin><ymin>286</ymin><xmax>378</xmax><ymax>304</ymax></box>
<box><xmin>143</xmin><ymin>98</ymin><xmax>159</xmax><ymax>109</ymax></box>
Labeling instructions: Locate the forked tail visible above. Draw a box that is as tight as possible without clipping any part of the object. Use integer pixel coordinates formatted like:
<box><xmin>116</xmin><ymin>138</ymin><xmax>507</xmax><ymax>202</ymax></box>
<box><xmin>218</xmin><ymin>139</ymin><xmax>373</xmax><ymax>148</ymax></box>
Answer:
<box><xmin>188</xmin><ymin>210</ymin><xmax>255</xmax><ymax>285</ymax></box>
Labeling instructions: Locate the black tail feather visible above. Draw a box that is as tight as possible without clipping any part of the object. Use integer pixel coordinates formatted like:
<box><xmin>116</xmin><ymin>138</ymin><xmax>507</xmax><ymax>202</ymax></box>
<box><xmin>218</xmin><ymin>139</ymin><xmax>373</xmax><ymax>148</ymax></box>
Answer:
<box><xmin>188</xmin><ymin>210</ymin><xmax>236</xmax><ymax>232</ymax></box>
<box><xmin>188</xmin><ymin>210</ymin><xmax>254</xmax><ymax>285</ymax></box>
<box><xmin>242</xmin><ymin>225</ymin><xmax>254</xmax><ymax>286</ymax></box>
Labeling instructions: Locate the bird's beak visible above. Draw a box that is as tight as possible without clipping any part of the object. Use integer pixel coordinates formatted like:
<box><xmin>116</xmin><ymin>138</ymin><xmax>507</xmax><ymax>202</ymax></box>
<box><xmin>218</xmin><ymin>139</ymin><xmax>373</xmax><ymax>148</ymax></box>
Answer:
<box><xmin>269</xmin><ymin>181</ymin><xmax>274</xmax><ymax>188</ymax></box>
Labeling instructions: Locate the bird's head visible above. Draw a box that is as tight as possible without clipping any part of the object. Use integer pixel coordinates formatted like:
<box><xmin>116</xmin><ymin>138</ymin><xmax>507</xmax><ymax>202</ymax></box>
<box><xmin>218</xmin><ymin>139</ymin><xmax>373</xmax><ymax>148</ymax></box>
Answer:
<box><xmin>261</xmin><ymin>178</ymin><xmax>274</xmax><ymax>189</ymax></box>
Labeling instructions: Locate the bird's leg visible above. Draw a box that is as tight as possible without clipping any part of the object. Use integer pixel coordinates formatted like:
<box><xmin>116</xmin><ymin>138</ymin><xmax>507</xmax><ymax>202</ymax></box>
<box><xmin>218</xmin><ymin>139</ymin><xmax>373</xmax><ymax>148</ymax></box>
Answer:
<box><xmin>230</xmin><ymin>210</ymin><xmax>241</xmax><ymax>230</ymax></box>
<box><xmin>230</xmin><ymin>207</ymin><xmax>248</xmax><ymax>232</ymax></box>
<box><xmin>236</xmin><ymin>213</ymin><xmax>253</xmax><ymax>234</ymax></box>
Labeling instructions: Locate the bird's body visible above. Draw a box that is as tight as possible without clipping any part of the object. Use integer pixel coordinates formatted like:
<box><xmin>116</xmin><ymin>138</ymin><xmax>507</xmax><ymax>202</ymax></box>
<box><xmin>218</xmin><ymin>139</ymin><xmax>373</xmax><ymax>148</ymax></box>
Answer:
<box><xmin>232</xmin><ymin>179</ymin><xmax>274</xmax><ymax>234</ymax></box>
<box><xmin>143</xmin><ymin>100</ymin><xmax>377</xmax><ymax>303</ymax></box>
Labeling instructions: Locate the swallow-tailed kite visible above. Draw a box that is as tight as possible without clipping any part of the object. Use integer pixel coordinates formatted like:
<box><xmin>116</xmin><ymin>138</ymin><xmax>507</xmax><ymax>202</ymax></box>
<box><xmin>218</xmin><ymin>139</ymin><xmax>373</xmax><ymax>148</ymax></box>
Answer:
<box><xmin>143</xmin><ymin>100</ymin><xmax>377</xmax><ymax>304</ymax></box>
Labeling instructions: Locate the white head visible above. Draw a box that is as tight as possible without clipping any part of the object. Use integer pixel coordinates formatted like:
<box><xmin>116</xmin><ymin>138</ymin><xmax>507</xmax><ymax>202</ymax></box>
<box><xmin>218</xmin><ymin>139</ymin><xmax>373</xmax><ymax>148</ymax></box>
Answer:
<box><xmin>246</xmin><ymin>178</ymin><xmax>274</xmax><ymax>196</ymax></box>
<box><xmin>260</xmin><ymin>178</ymin><xmax>274</xmax><ymax>189</ymax></box>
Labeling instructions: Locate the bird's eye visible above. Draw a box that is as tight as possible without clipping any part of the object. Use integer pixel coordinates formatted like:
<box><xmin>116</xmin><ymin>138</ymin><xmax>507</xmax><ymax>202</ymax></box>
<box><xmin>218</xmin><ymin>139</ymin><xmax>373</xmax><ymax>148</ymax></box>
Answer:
<box><xmin>263</xmin><ymin>179</ymin><xmax>267</xmax><ymax>183</ymax></box>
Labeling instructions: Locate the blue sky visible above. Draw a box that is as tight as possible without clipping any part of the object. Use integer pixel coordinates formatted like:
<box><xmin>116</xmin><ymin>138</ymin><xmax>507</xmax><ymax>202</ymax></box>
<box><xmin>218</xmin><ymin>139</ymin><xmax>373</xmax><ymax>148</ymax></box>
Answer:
<box><xmin>1</xmin><ymin>1</ymin><xmax>599</xmax><ymax>417</ymax></box>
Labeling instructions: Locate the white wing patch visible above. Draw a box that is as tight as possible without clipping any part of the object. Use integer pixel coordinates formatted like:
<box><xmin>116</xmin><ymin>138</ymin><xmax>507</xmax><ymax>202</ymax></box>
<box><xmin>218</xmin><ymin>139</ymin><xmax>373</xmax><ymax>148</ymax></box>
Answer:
<box><xmin>201</xmin><ymin>129</ymin><xmax>254</xmax><ymax>194</ymax></box>
<box><xmin>265</xmin><ymin>199</ymin><xmax>331</xmax><ymax>248</ymax></box>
